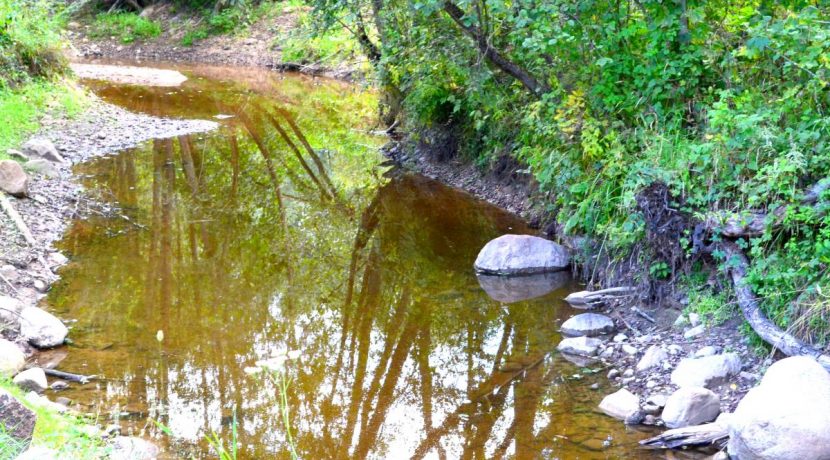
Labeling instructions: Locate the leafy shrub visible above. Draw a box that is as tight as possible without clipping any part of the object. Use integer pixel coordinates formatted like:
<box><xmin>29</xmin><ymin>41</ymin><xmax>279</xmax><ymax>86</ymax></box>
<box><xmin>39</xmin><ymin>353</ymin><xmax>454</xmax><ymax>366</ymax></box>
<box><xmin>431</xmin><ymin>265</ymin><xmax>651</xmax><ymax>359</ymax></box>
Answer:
<box><xmin>90</xmin><ymin>12</ymin><xmax>161</xmax><ymax>43</ymax></box>
<box><xmin>0</xmin><ymin>0</ymin><xmax>66</xmax><ymax>87</ymax></box>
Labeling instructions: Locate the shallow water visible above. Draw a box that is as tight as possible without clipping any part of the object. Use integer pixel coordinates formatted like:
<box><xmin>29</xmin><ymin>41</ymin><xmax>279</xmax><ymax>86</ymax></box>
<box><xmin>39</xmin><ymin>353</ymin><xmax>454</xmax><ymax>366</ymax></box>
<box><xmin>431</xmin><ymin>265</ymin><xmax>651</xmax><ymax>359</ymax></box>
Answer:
<box><xmin>43</xmin><ymin>62</ymin><xmax>681</xmax><ymax>459</ymax></box>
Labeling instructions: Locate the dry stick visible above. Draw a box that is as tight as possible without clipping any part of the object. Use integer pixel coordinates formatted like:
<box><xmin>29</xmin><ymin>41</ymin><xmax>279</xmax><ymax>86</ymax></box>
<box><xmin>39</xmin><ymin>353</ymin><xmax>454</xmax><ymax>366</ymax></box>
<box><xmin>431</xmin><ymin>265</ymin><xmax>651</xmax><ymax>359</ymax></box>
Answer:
<box><xmin>1</xmin><ymin>194</ymin><xmax>36</xmax><ymax>245</ymax></box>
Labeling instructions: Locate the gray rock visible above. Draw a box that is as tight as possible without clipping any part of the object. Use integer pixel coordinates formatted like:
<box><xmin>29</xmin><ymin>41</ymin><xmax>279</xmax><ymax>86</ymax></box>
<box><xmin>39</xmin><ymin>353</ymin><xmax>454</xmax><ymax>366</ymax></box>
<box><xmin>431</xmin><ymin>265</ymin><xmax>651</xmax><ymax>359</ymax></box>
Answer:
<box><xmin>474</xmin><ymin>234</ymin><xmax>569</xmax><ymax>275</ymax></box>
<box><xmin>46</xmin><ymin>252</ymin><xmax>68</xmax><ymax>268</ymax></box>
<box><xmin>0</xmin><ymin>160</ymin><xmax>28</xmax><ymax>197</ymax></box>
<box><xmin>32</xmin><ymin>279</ymin><xmax>47</xmax><ymax>293</ymax></box>
<box><xmin>109</xmin><ymin>436</ymin><xmax>160</xmax><ymax>460</ymax></box>
<box><xmin>689</xmin><ymin>312</ymin><xmax>701</xmax><ymax>327</ymax></box>
<box><xmin>662</xmin><ymin>386</ymin><xmax>720</xmax><ymax>428</ymax></box>
<box><xmin>559</xmin><ymin>352</ymin><xmax>598</xmax><ymax>367</ymax></box>
<box><xmin>557</xmin><ymin>336</ymin><xmax>602</xmax><ymax>356</ymax></box>
<box><xmin>646</xmin><ymin>394</ymin><xmax>669</xmax><ymax>408</ymax></box>
<box><xmin>599</xmin><ymin>346</ymin><xmax>615</xmax><ymax>359</ymax></box>
<box><xmin>684</xmin><ymin>325</ymin><xmax>705</xmax><ymax>339</ymax></box>
<box><xmin>667</xmin><ymin>344</ymin><xmax>683</xmax><ymax>355</ymax></box>
<box><xmin>13</xmin><ymin>368</ymin><xmax>47</xmax><ymax>393</ymax></box>
<box><xmin>0</xmin><ymin>295</ymin><xmax>24</xmax><ymax>331</ymax></box>
<box><xmin>622</xmin><ymin>368</ymin><xmax>634</xmax><ymax>378</ymax></box>
<box><xmin>671</xmin><ymin>353</ymin><xmax>742</xmax><ymax>388</ymax></box>
<box><xmin>613</xmin><ymin>333</ymin><xmax>628</xmax><ymax>342</ymax></box>
<box><xmin>728</xmin><ymin>356</ymin><xmax>830</xmax><ymax>460</ymax></box>
<box><xmin>625</xmin><ymin>410</ymin><xmax>646</xmax><ymax>425</ymax></box>
<box><xmin>636</xmin><ymin>345</ymin><xmax>669</xmax><ymax>372</ymax></box>
<box><xmin>0</xmin><ymin>264</ymin><xmax>19</xmax><ymax>282</ymax></box>
<box><xmin>560</xmin><ymin>313</ymin><xmax>615</xmax><ymax>337</ymax></box>
<box><xmin>50</xmin><ymin>380</ymin><xmax>69</xmax><ymax>391</ymax></box>
<box><xmin>6</xmin><ymin>149</ymin><xmax>27</xmax><ymax>161</ymax></box>
<box><xmin>621</xmin><ymin>344</ymin><xmax>638</xmax><ymax>356</ymax></box>
<box><xmin>0</xmin><ymin>339</ymin><xmax>25</xmax><ymax>377</ymax></box>
<box><xmin>0</xmin><ymin>388</ymin><xmax>36</xmax><ymax>449</ymax></box>
<box><xmin>19</xmin><ymin>306</ymin><xmax>68</xmax><ymax>348</ymax></box>
<box><xmin>476</xmin><ymin>271</ymin><xmax>569</xmax><ymax>303</ymax></box>
<box><xmin>21</xmin><ymin>138</ymin><xmax>64</xmax><ymax>163</ymax></box>
<box><xmin>24</xmin><ymin>159</ymin><xmax>59</xmax><ymax>179</ymax></box>
<box><xmin>598</xmin><ymin>388</ymin><xmax>640</xmax><ymax>420</ymax></box>
<box><xmin>694</xmin><ymin>345</ymin><xmax>719</xmax><ymax>358</ymax></box>
<box><xmin>607</xmin><ymin>369</ymin><xmax>620</xmax><ymax>379</ymax></box>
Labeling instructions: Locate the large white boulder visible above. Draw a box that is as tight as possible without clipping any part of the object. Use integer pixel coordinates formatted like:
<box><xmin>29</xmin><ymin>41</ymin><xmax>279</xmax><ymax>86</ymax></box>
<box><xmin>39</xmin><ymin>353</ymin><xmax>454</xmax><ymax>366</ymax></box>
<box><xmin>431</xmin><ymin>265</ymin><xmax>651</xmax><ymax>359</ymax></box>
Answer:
<box><xmin>598</xmin><ymin>388</ymin><xmax>640</xmax><ymax>420</ymax></box>
<box><xmin>0</xmin><ymin>339</ymin><xmax>25</xmax><ymax>377</ymax></box>
<box><xmin>13</xmin><ymin>368</ymin><xmax>47</xmax><ymax>393</ymax></box>
<box><xmin>670</xmin><ymin>353</ymin><xmax>741</xmax><ymax>388</ymax></box>
<box><xmin>19</xmin><ymin>307</ymin><xmax>68</xmax><ymax>348</ymax></box>
<box><xmin>728</xmin><ymin>356</ymin><xmax>830</xmax><ymax>460</ymax></box>
<box><xmin>474</xmin><ymin>234</ymin><xmax>569</xmax><ymax>275</ymax></box>
<box><xmin>560</xmin><ymin>313</ymin><xmax>615</xmax><ymax>337</ymax></box>
<box><xmin>662</xmin><ymin>386</ymin><xmax>720</xmax><ymax>428</ymax></box>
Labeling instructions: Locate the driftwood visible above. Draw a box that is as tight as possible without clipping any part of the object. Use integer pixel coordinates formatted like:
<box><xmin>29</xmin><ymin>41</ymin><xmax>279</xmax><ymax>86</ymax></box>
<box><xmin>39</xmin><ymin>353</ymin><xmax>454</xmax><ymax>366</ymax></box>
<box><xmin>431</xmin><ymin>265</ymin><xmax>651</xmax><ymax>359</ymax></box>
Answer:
<box><xmin>640</xmin><ymin>422</ymin><xmax>728</xmax><ymax>449</ymax></box>
<box><xmin>44</xmin><ymin>368</ymin><xmax>95</xmax><ymax>384</ymax></box>
<box><xmin>564</xmin><ymin>286</ymin><xmax>635</xmax><ymax>307</ymax></box>
<box><xmin>0</xmin><ymin>194</ymin><xmax>35</xmax><ymax>246</ymax></box>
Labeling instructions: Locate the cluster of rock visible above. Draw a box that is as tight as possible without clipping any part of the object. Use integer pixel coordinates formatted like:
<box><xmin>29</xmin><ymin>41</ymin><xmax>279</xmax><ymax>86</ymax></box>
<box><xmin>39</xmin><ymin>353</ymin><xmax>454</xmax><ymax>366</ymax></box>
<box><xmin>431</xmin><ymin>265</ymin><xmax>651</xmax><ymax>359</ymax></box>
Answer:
<box><xmin>1</xmin><ymin>139</ymin><xmax>64</xmax><ymax>197</ymax></box>
<box><xmin>556</xmin><ymin>305</ymin><xmax>830</xmax><ymax>459</ymax></box>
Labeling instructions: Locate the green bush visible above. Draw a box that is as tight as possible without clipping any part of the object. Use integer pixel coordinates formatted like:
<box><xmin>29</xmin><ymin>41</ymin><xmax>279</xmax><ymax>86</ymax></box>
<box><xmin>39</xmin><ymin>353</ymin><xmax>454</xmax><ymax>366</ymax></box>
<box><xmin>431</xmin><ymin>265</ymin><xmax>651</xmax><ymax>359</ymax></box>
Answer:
<box><xmin>0</xmin><ymin>0</ymin><xmax>66</xmax><ymax>87</ymax></box>
<box><xmin>90</xmin><ymin>12</ymin><xmax>161</xmax><ymax>43</ymax></box>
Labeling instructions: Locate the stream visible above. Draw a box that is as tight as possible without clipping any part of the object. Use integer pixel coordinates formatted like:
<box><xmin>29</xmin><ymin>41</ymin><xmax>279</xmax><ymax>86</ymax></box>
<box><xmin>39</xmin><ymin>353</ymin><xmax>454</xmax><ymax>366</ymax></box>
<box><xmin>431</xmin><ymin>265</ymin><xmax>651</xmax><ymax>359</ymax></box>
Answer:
<box><xmin>42</xmin><ymin>62</ymin><xmax>680</xmax><ymax>459</ymax></box>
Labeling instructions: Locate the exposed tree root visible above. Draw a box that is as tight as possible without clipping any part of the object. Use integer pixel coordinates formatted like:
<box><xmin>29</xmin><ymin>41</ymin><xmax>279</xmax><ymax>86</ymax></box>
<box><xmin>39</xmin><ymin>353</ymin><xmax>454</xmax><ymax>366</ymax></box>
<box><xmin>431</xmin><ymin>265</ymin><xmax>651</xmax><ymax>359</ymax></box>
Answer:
<box><xmin>719</xmin><ymin>241</ymin><xmax>830</xmax><ymax>371</ymax></box>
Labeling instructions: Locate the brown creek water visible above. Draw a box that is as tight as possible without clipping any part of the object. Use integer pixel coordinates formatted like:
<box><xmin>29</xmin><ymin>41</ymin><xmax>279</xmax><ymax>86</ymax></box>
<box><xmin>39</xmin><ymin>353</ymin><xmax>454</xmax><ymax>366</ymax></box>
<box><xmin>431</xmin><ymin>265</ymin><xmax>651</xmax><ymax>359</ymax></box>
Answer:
<box><xmin>42</xmin><ymin>62</ymin><xmax>687</xmax><ymax>459</ymax></box>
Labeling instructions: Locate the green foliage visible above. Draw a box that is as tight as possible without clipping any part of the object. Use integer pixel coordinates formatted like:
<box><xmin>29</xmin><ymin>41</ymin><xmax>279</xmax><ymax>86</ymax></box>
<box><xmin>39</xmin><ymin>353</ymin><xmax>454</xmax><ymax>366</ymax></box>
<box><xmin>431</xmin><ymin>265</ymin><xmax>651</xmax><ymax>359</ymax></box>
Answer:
<box><xmin>0</xmin><ymin>0</ymin><xmax>66</xmax><ymax>87</ymax></box>
<box><xmin>90</xmin><ymin>12</ymin><xmax>161</xmax><ymax>43</ymax></box>
<box><xmin>0</xmin><ymin>80</ymin><xmax>86</xmax><ymax>154</ymax></box>
<box><xmin>179</xmin><ymin>0</ymin><xmax>271</xmax><ymax>46</ymax></box>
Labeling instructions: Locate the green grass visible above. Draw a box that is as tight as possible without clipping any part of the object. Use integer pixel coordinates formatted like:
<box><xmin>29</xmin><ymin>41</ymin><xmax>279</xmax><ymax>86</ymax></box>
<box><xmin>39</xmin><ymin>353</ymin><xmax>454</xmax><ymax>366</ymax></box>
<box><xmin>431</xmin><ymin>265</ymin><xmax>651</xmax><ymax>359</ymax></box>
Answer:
<box><xmin>89</xmin><ymin>12</ymin><xmax>161</xmax><ymax>44</ymax></box>
<box><xmin>0</xmin><ymin>80</ymin><xmax>87</xmax><ymax>157</ymax></box>
<box><xmin>0</xmin><ymin>379</ymin><xmax>107</xmax><ymax>459</ymax></box>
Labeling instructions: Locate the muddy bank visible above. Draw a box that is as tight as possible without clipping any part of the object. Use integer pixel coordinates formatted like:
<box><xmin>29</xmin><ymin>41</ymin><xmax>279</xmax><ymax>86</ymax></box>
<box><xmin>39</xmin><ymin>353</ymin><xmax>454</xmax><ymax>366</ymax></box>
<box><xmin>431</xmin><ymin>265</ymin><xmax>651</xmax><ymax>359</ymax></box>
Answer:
<box><xmin>66</xmin><ymin>4</ymin><xmax>362</xmax><ymax>80</ymax></box>
<box><xmin>1</xmin><ymin>92</ymin><xmax>215</xmax><ymax>361</ymax></box>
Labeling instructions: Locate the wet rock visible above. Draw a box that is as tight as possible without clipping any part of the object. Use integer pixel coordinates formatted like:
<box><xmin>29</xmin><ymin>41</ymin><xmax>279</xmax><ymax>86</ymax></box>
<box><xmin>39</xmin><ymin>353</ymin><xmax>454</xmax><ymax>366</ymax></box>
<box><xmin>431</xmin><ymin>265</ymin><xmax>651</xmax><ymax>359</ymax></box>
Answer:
<box><xmin>0</xmin><ymin>160</ymin><xmax>29</xmax><ymax>197</ymax></box>
<box><xmin>473</xmin><ymin>234</ymin><xmax>569</xmax><ymax>275</ymax></box>
<box><xmin>110</xmin><ymin>436</ymin><xmax>160</xmax><ymax>460</ymax></box>
<box><xmin>728</xmin><ymin>356</ymin><xmax>830</xmax><ymax>460</ymax></box>
<box><xmin>557</xmin><ymin>336</ymin><xmax>602</xmax><ymax>356</ymax></box>
<box><xmin>560</xmin><ymin>313</ymin><xmax>615</xmax><ymax>337</ymax></box>
<box><xmin>607</xmin><ymin>369</ymin><xmax>620</xmax><ymax>379</ymax></box>
<box><xmin>598</xmin><ymin>388</ymin><xmax>640</xmax><ymax>420</ymax></box>
<box><xmin>0</xmin><ymin>295</ymin><xmax>24</xmax><ymax>330</ymax></box>
<box><xmin>0</xmin><ymin>388</ymin><xmax>36</xmax><ymax>448</ymax></box>
<box><xmin>0</xmin><ymin>339</ymin><xmax>25</xmax><ymax>377</ymax></box>
<box><xmin>32</xmin><ymin>279</ymin><xmax>48</xmax><ymax>293</ymax></box>
<box><xmin>24</xmin><ymin>159</ymin><xmax>59</xmax><ymax>179</ymax></box>
<box><xmin>624</xmin><ymin>410</ymin><xmax>646</xmax><ymax>425</ymax></box>
<box><xmin>559</xmin><ymin>352</ymin><xmax>598</xmax><ymax>367</ymax></box>
<box><xmin>683</xmin><ymin>325</ymin><xmax>705</xmax><ymax>339</ymax></box>
<box><xmin>621</xmin><ymin>344</ymin><xmax>638</xmax><ymax>356</ymax></box>
<box><xmin>636</xmin><ymin>345</ymin><xmax>668</xmax><ymax>372</ymax></box>
<box><xmin>14</xmin><ymin>446</ymin><xmax>60</xmax><ymax>460</ymax></box>
<box><xmin>476</xmin><ymin>271</ymin><xmax>569</xmax><ymax>303</ymax></box>
<box><xmin>46</xmin><ymin>252</ymin><xmax>68</xmax><ymax>268</ymax></box>
<box><xmin>19</xmin><ymin>306</ymin><xmax>68</xmax><ymax>348</ymax></box>
<box><xmin>21</xmin><ymin>138</ymin><xmax>64</xmax><ymax>163</ymax></box>
<box><xmin>662</xmin><ymin>386</ymin><xmax>720</xmax><ymax>428</ymax></box>
<box><xmin>50</xmin><ymin>380</ymin><xmax>69</xmax><ymax>391</ymax></box>
<box><xmin>13</xmin><ymin>368</ymin><xmax>47</xmax><ymax>393</ymax></box>
<box><xmin>671</xmin><ymin>353</ymin><xmax>742</xmax><ymax>389</ymax></box>
<box><xmin>694</xmin><ymin>345</ymin><xmax>719</xmax><ymax>358</ymax></box>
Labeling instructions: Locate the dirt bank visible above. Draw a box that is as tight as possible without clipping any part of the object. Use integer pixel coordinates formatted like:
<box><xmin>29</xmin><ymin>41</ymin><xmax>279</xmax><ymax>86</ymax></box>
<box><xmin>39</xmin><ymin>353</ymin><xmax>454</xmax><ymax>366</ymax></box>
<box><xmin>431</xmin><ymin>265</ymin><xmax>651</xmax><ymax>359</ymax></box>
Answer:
<box><xmin>66</xmin><ymin>3</ymin><xmax>362</xmax><ymax>80</ymax></box>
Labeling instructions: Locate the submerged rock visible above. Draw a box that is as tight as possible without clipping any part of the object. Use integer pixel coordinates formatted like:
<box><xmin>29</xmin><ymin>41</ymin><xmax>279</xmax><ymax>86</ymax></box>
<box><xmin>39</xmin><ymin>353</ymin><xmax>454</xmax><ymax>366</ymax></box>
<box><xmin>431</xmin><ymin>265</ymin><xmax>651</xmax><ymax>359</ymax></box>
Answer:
<box><xmin>476</xmin><ymin>271</ymin><xmax>569</xmax><ymax>303</ymax></box>
<box><xmin>21</xmin><ymin>138</ymin><xmax>64</xmax><ymax>163</ymax></box>
<box><xmin>109</xmin><ymin>436</ymin><xmax>160</xmax><ymax>460</ymax></box>
<box><xmin>0</xmin><ymin>160</ymin><xmax>29</xmax><ymax>197</ymax></box>
<box><xmin>598</xmin><ymin>388</ymin><xmax>640</xmax><ymax>420</ymax></box>
<box><xmin>19</xmin><ymin>306</ymin><xmax>68</xmax><ymax>348</ymax></box>
<box><xmin>560</xmin><ymin>313</ymin><xmax>615</xmax><ymax>337</ymax></box>
<box><xmin>13</xmin><ymin>368</ymin><xmax>47</xmax><ymax>393</ymax></box>
<box><xmin>0</xmin><ymin>339</ymin><xmax>25</xmax><ymax>378</ymax></box>
<box><xmin>670</xmin><ymin>353</ymin><xmax>741</xmax><ymax>389</ymax></box>
<box><xmin>662</xmin><ymin>387</ymin><xmax>720</xmax><ymax>428</ymax></box>
<box><xmin>728</xmin><ymin>356</ymin><xmax>830</xmax><ymax>460</ymax></box>
<box><xmin>0</xmin><ymin>388</ymin><xmax>36</xmax><ymax>449</ymax></box>
<box><xmin>557</xmin><ymin>336</ymin><xmax>602</xmax><ymax>357</ymax></box>
<box><xmin>474</xmin><ymin>234</ymin><xmax>569</xmax><ymax>275</ymax></box>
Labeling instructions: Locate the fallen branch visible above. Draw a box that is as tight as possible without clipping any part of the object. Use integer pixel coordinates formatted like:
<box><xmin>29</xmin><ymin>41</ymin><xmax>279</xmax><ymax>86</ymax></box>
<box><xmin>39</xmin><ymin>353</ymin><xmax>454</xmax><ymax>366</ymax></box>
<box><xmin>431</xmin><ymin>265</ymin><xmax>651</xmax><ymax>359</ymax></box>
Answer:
<box><xmin>640</xmin><ymin>421</ymin><xmax>728</xmax><ymax>449</ymax></box>
<box><xmin>719</xmin><ymin>241</ymin><xmax>830</xmax><ymax>371</ymax></box>
<box><xmin>564</xmin><ymin>286</ymin><xmax>636</xmax><ymax>307</ymax></box>
<box><xmin>44</xmin><ymin>368</ymin><xmax>96</xmax><ymax>384</ymax></box>
<box><xmin>0</xmin><ymin>194</ymin><xmax>35</xmax><ymax>246</ymax></box>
